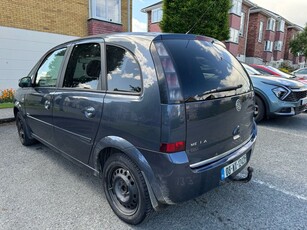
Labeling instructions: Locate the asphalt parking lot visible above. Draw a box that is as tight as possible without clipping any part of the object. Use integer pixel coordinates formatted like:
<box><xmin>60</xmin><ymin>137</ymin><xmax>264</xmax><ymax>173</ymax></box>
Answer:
<box><xmin>1</xmin><ymin>113</ymin><xmax>307</xmax><ymax>229</ymax></box>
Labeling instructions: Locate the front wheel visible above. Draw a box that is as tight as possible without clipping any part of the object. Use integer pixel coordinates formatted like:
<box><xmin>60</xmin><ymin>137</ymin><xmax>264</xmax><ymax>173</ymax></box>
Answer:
<box><xmin>254</xmin><ymin>96</ymin><xmax>265</xmax><ymax>123</ymax></box>
<box><xmin>16</xmin><ymin>112</ymin><xmax>36</xmax><ymax>146</ymax></box>
<box><xmin>103</xmin><ymin>153</ymin><xmax>152</xmax><ymax>225</ymax></box>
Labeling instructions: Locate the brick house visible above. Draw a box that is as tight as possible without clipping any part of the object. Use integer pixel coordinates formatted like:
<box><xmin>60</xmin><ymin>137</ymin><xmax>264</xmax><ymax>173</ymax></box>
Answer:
<box><xmin>141</xmin><ymin>0</ymin><xmax>305</xmax><ymax>68</ymax></box>
<box><xmin>0</xmin><ymin>0</ymin><xmax>132</xmax><ymax>90</ymax></box>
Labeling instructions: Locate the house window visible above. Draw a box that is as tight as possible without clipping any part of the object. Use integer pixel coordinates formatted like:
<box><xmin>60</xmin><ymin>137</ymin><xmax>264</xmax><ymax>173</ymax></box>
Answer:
<box><xmin>91</xmin><ymin>0</ymin><xmax>121</xmax><ymax>23</ymax></box>
<box><xmin>274</xmin><ymin>41</ymin><xmax>283</xmax><ymax>51</ymax></box>
<box><xmin>267</xmin><ymin>18</ymin><xmax>276</xmax><ymax>31</ymax></box>
<box><xmin>151</xmin><ymin>8</ymin><xmax>163</xmax><ymax>23</ymax></box>
<box><xmin>264</xmin><ymin>41</ymin><xmax>273</xmax><ymax>52</ymax></box>
<box><xmin>239</xmin><ymin>12</ymin><xmax>245</xmax><ymax>36</ymax></box>
<box><xmin>228</xmin><ymin>28</ymin><xmax>239</xmax><ymax>43</ymax></box>
<box><xmin>230</xmin><ymin>0</ymin><xmax>242</xmax><ymax>16</ymax></box>
<box><xmin>276</xmin><ymin>20</ymin><xmax>285</xmax><ymax>32</ymax></box>
<box><xmin>258</xmin><ymin>21</ymin><xmax>264</xmax><ymax>42</ymax></box>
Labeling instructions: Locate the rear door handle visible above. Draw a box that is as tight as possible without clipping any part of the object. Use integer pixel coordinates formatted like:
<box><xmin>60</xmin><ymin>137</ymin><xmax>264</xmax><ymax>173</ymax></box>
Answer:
<box><xmin>83</xmin><ymin>107</ymin><xmax>95</xmax><ymax>118</ymax></box>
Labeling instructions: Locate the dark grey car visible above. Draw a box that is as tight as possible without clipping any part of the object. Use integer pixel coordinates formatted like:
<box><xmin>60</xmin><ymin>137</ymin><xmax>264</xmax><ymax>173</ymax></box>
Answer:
<box><xmin>14</xmin><ymin>33</ymin><xmax>257</xmax><ymax>225</ymax></box>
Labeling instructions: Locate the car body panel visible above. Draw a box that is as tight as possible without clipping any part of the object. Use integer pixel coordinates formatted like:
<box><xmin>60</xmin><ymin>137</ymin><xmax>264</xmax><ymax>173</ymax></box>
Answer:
<box><xmin>14</xmin><ymin>33</ymin><xmax>258</xmax><ymax>206</ymax></box>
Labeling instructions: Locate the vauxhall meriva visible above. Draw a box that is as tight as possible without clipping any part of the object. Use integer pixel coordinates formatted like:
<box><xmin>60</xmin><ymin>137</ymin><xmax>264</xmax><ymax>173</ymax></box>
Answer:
<box><xmin>14</xmin><ymin>33</ymin><xmax>257</xmax><ymax>225</ymax></box>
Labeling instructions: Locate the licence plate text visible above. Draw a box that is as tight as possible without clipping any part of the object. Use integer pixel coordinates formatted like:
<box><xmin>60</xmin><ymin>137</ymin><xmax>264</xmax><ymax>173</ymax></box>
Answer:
<box><xmin>221</xmin><ymin>154</ymin><xmax>247</xmax><ymax>180</ymax></box>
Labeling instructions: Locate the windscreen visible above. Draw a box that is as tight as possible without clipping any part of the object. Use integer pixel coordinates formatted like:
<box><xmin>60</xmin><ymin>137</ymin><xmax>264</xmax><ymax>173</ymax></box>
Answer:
<box><xmin>162</xmin><ymin>39</ymin><xmax>252</xmax><ymax>100</ymax></box>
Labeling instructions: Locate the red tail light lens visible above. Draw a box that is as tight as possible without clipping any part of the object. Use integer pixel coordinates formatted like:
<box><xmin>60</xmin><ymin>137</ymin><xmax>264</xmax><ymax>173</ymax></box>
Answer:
<box><xmin>160</xmin><ymin>141</ymin><xmax>185</xmax><ymax>153</ymax></box>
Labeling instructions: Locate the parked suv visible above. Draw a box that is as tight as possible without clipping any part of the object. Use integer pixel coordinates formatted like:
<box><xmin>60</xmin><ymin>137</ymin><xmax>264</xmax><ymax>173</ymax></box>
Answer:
<box><xmin>14</xmin><ymin>33</ymin><xmax>257</xmax><ymax>225</ymax></box>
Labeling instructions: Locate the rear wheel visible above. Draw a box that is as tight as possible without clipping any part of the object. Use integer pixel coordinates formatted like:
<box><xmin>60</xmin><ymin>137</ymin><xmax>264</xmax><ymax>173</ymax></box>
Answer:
<box><xmin>254</xmin><ymin>96</ymin><xmax>265</xmax><ymax>122</ymax></box>
<box><xmin>16</xmin><ymin>112</ymin><xmax>36</xmax><ymax>146</ymax></box>
<box><xmin>103</xmin><ymin>153</ymin><xmax>152</xmax><ymax>225</ymax></box>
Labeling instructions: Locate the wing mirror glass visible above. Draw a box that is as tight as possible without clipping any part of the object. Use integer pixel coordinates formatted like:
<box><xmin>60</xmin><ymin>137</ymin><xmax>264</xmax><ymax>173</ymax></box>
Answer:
<box><xmin>18</xmin><ymin>76</ymin><xmax>32</xmax><ymax>88</ymax></box>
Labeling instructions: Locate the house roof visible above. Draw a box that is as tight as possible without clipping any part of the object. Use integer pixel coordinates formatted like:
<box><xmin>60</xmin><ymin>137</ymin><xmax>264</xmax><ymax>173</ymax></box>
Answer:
<box><xmin>141</xmin><ymin>1</ymin><xmax>162</xmax><ymax>13</ymax></box>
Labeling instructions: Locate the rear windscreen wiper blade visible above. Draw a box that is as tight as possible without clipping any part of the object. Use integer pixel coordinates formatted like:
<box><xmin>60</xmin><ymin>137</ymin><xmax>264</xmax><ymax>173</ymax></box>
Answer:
<box><xmin>185</xmin><ymin>84</ymin><xmax>242</xmax><ymax>102</ymax></box>
<box><xmin>198</xmin><ymin>84</ymin><xmax>243</xmax><ymax>96</ymax></box>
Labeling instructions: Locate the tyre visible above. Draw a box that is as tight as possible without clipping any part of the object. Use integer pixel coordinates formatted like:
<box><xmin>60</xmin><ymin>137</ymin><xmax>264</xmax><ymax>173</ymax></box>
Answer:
<box><xmin>16</xmin><ymin>112</ymin><xmax>36</xmax><ymax>146</ymax></box>
<box><xmin>103</xmin><ymin>153</ymin><xmax>152</xmax><ymax>225</ymax></box>
<box><xmin>254</xmin><ymin>96</ymin><xmax>265</xmax><ymax>122</ymax></box>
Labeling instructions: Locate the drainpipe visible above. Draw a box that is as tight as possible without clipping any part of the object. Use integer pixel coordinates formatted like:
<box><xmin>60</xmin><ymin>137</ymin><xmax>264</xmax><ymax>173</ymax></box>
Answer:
<box><xmin>127</xmin><ymin>0</ymin><xmax>131</xmax><ymax>32</ymax></box>
<box><xmin>244</xmin><ymin>6</ymin><xmax>257</xmax><ymax>63</ymax></box>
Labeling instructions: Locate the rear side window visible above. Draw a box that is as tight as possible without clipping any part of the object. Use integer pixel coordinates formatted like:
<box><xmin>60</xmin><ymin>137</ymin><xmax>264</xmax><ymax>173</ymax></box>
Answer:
<box><xmin>162</xmin><ymin>40</ymin><xmax>251</xmax><ymax>99</ymax></box>
<box><xmin>63</xmin><ymin>43</ymin><xmax>101</xmax><ymax>90</ymax></box>
<box><xmin>35</xmin><ymin>48</ymin><xmax>66</xmax><ymax>87</ymax></box>
<box><xmin>106</xmin><ymin>45</ymin><xmax>142</xmax><ymax>93</ymax></box>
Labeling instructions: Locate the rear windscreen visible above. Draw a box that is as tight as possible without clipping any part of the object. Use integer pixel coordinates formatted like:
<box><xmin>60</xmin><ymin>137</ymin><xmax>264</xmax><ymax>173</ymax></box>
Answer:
<box><xmin>162</xmin><ymin>39</ymin><xmax>252</xmax><ymax>100</ymax></box>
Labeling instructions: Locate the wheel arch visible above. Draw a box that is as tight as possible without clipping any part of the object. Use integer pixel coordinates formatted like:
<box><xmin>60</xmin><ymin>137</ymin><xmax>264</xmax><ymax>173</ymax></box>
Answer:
<box><xmin>91</xmin><ymin>136</ymin><xmax>162</xmax><ymax>209</ymax></box>
<box><xmin>254</xmin><ymin>89</ymin><xmax>269</xmax><ymax>117</ymax></box>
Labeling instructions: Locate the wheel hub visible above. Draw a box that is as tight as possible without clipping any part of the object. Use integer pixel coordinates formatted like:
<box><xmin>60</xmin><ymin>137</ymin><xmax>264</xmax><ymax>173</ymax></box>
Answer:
<box><xmin>110</xmin><ymin>167</ymin><xmax>138</xmax><ymax>214</ymax></box>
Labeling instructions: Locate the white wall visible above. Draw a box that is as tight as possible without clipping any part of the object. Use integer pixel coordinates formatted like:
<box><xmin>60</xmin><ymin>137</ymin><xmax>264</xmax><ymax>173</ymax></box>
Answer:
<box><xmin>0</xmin><ymin>26</ymin><xmax>78</xmax><ymax>90</ymax></box>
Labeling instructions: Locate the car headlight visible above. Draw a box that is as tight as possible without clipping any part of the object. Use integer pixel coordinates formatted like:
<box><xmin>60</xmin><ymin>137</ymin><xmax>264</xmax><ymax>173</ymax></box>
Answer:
<box><xmin>272</xmin><ymin>87</ymin><xmax>288</xmax><ymax>100</ymax></box>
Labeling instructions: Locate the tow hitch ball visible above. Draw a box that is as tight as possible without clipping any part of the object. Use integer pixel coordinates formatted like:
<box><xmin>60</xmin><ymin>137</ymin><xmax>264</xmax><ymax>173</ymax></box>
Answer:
<box><xmin>231</xmin><ymin>166</ymin><xmax>254</xmax><ymax>183</ymax></box>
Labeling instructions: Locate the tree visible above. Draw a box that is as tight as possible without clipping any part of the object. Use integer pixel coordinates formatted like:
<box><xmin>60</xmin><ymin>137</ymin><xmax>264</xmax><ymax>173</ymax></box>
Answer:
<box><xmin>159</xmin><ymin>0</ymin><xmax>231</xmax><ymax>41</ymax></box>
<box><xmin>289</xmin><ymin>24</ymin><xmax>307</xmax><ymax>57</ymax></box>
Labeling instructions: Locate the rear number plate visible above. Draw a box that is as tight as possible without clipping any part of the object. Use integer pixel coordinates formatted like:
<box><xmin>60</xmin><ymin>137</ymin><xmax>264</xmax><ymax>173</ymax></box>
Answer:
<box><xmin>221</xmin><ymin>154</ymin><xmax>247</xmax><ymax>180</ymax></box>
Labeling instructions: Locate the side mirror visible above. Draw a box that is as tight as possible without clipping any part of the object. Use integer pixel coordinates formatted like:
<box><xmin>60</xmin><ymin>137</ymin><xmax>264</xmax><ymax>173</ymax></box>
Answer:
<box><xmin>18</xmin><ymin>76</ymin><xmax>32</xmax><ymax>88</ymax></box>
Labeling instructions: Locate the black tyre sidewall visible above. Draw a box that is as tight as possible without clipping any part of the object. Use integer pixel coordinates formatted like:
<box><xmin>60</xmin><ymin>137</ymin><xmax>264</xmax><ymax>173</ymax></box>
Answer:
<box><xmin>103</xmin><ymin>153</ymin><xmax>151</xmax><ymax>225</ymax></box>
<box><xmin>16</xmin><ymin>112</ymin><xmax>35</xmax><ymax>146</ymax></box>
<box><xmin>255</xmin><ymin>96</ymin><xmax>265</xmax><ymax>122</ymax></box>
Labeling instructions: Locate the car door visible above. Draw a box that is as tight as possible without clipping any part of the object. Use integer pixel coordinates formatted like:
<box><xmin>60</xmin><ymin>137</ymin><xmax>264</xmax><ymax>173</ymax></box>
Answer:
<box><xmin>25</xmin><ymin>47</ymin><xmax>67</xmax><ymax>144</ymax></box>
<box><xmin>52</xmin><ymin>40</ymin><xmax>105</xmax><ymax>164</ymax></box>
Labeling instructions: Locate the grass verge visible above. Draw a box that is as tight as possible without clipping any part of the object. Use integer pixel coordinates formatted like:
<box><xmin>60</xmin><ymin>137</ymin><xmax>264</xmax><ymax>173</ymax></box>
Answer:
<box><xmin>0</xmin><ymin>103</ymin><xmax>14</xmax><ymax>109</ymax></box>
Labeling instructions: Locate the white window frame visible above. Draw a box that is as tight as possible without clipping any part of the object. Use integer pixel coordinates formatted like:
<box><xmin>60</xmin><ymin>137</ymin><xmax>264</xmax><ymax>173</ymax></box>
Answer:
<box><xmin>267</xmin><ymin>18</ymin><xmax>276</xmax><ymax>31</ymax></box>
<box><xmin>230</xmin><ymin>0</ymin><xmax>242</xmax><ymax>16</ymax></box>
<box><xmin>276</xmin><ymin>20</ymin><xmax>285</xmax><ymax>32</ymax></box>
<box><xmin>228</xmin><ymin>28</ymin><xmax>240</xmax><ymax>43</ymax></box>
<box><xmin>258</xmin><ymin>21</ymin><xmax>263</xmax><ymax>42</ymax></box>
<box><xmin>239</xmin><ymin>12</ymin><xmax>245</xmax><ymax>36</ymax></box>
<box><xmin>90</xmin><ymin>0</ymin><xmax>121</xmax><ymax>23</ymax></box>
<box><xmin>274</xmin><ymin>41</ymin><xmax>283</xmax><ymax>51</ymax></box>
<box><xmin>151</xmin><ymin>7</ymin><xmax>163</xmax><ymax>23</ymax></box>
<box><xmin>264</xmin><ymin>41</ymin><xmax>273</xmax><ymax>52</ymax></box>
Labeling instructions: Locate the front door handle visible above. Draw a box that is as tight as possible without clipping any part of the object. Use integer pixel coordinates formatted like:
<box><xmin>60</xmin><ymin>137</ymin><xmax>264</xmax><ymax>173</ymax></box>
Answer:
<box><xmin>44</xmin><ymin>100</ymin><xmax>51</xmax><ymax>110</ymax></box>
<box><xmin>84</xmin><ymin>107</ymin><xmax>96</xmax><ymax>118</ymax></box>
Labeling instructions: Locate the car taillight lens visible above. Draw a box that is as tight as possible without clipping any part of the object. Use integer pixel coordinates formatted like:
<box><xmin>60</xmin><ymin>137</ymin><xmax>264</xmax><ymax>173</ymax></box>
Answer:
<box><xmin>154</xmin><ymin>42</ymin><xmax>183</xmax><ymax>102</ymax></box>
<box><xmin>160</xmin><ymin>141</ymin><xmax>186</xmax><ymax>153</ymax></box>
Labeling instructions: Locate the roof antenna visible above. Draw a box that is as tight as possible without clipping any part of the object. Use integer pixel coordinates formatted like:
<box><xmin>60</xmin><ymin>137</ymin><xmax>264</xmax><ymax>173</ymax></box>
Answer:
<box><xmin>186</xmin><ymin>1</ymin><xmax>216</xmax><ymax>34</ymax></box>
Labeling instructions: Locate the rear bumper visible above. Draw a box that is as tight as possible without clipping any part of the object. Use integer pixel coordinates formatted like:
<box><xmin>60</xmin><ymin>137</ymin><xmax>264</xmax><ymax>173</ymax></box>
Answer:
<box><xmin>142</xmin><ymin>122</ymin><xmax>257</xmax><ymax>205</ymax></box>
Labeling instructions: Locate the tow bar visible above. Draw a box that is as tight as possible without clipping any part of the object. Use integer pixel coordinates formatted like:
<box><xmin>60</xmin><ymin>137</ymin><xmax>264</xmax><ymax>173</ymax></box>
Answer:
<box><xmin>230</xmin><ymin>166</ymin><xmax>254</xmax><ymax>183</ymax></box>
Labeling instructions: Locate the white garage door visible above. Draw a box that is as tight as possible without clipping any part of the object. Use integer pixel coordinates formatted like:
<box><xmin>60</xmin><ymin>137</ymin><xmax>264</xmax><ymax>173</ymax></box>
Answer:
<box><xmin>0</xmin><ymin>26</ymin><xmax>78</xmax><ymax>90</ymax></box>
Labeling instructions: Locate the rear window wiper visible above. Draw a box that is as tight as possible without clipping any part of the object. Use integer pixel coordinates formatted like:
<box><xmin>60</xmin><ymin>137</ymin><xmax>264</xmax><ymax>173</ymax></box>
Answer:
<box><xmin>185</xmin><ymin>84</ymin><xmax>242</xmax><ymax>102</ymax></box>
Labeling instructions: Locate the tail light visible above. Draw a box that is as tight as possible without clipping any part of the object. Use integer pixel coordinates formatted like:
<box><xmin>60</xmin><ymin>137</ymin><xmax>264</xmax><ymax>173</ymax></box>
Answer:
<box><xmin>160</xmin><ymin>141</ymin><xmax>185</xmax><ymax>153</ymax></box>
<box><xmin>154</xmin><ymin>42</ymin><xmax>183</xmax><ymax>102</ymax></box>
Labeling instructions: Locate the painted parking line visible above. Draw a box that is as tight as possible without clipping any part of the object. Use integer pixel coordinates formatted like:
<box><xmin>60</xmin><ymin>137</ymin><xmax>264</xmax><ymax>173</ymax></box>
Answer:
<box><xmin>253</xmin><ymin>179</ymin><xmax>307</xmax><ymax>202</ymax></box>
<box><xmin>259</xmin><ymin>126</ymin><xmax>307</xmax><ymax>139</ymax></box>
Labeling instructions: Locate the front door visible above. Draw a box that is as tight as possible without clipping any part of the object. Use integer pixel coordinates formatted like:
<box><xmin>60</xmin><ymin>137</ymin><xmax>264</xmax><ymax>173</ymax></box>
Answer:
<box><xmin>25</xmin><ymin>48</ymin><xmax>67</xmax><ymax>144</ymax></box>
<box><xmin>53</xmin><ymin>42</ymin><xmax>105</xmax><ymax>164</ymax></box>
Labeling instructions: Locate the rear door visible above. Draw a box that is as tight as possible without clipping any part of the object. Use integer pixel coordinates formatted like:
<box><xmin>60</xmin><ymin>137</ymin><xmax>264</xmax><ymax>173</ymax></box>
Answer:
<box><xmin>162</xmin><ymin>39</ymin><xmax>255</xmax><ymax>166</ymax></box>
<box><xmin>53</xmin><ymin>40</ymin><xmax>105</xmax><ymax>164</ymax></box>
<box><xmin>25</xmin><ymin>47</ymin><xmax>67</xmax><ymax>144</ymax></box>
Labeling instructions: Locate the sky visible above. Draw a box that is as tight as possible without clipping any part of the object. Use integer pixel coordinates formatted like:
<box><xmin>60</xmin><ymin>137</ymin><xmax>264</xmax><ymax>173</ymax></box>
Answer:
<box><xmin>132</xmin><ymin>0</ymin><xmax>307</xmax><ymax>32</ymax></box>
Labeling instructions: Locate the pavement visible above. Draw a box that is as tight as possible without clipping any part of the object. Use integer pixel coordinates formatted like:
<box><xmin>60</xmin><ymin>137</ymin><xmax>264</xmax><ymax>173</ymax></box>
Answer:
<box><xmin>0</xmin><ymin>108</ymin><xmax>15</xmax><ymax>124</ymax></box>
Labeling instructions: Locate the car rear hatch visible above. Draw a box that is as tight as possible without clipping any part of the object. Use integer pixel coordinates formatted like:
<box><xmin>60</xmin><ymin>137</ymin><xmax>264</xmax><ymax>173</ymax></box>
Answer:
<box><xmin>154</xmin><ymin>35</ymin><xmax>255</xmax><ymax>167</ymax></box>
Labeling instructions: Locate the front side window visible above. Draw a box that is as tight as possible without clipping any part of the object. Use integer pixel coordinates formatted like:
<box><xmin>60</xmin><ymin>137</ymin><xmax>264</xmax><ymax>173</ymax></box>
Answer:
<box><xmin>106</xmin><ymin>45</ymin><xmax>142</xmax><ymax>93</ymax></box>
<box><xmin>228</xmin><ymin>28</ymin><xmax>239</xmax><ymax>43</ymax></box>
<box><xmin>63</xmin><ymin>43</ymin><xmax>101</xmax><ymax>90</ymax></box>
<box><xmin>151</xmin><ymin>8</ymin><xmax>163</xmax><ymax>23</ymax></box>
<box><xmin>230</xmin><ymin>0</ymin><xmax>242</xmax><ymax>15</ymax></box>
<box><xmin>91</xmin><ymin>0</ymin><xmax>121</xmax><ymax>23</ymax></box>
<box><xmin>35</xmin><ymin>48</ymin><xmax>66</xmax><ymax>87</ymax></box>
<box><xmin>264</xmin><ymin>41</ymin><xmax>273</xmax><ymax>52</ymax></box>
<box><xmin>258</xmin><ymin>21</ymin><xmax>264</xmax><ymax>42</ymax></box>
<box><xmin>267</xmin><ymin>18</ymin><xmax>276</xmax><ymax>31</ymax></box>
